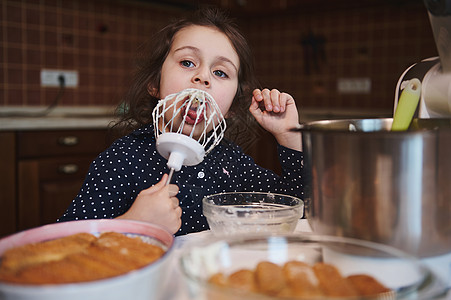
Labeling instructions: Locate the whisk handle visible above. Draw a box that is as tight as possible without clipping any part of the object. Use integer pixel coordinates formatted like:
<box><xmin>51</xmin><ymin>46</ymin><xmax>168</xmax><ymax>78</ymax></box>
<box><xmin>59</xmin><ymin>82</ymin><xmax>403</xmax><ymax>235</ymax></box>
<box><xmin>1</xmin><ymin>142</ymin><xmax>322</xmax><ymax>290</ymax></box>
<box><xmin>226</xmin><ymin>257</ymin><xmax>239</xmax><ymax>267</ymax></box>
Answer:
<box><xmin>165</xmin><ymin>168</ymin><xmax>175</xmax><ymax>185</ymax></box>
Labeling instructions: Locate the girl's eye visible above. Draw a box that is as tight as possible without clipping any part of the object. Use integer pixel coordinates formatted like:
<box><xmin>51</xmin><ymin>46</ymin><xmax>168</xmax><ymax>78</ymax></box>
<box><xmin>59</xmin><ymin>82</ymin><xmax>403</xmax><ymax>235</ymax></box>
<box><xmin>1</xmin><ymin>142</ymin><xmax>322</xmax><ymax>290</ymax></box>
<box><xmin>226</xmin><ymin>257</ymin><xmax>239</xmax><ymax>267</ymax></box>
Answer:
<box><xmin>213</xmin><ymin>70</ymin><xmax>228</xmax><ymax>78</ymax></box>
<box><xmin>181</xmin><ymin>60</ymin><xmax>194</xmax><ymax>68</ymax></box>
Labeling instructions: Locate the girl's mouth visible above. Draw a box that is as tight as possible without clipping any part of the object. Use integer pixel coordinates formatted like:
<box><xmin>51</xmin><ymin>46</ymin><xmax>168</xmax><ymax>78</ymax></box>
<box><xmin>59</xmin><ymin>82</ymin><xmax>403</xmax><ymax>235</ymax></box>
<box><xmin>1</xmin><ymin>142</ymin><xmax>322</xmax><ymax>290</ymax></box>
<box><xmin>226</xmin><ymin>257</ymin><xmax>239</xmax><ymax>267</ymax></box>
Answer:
<box><xmin>182</xmin><ymin>105</ymin><xmax>205</xmax><ymax>125</ymax></box>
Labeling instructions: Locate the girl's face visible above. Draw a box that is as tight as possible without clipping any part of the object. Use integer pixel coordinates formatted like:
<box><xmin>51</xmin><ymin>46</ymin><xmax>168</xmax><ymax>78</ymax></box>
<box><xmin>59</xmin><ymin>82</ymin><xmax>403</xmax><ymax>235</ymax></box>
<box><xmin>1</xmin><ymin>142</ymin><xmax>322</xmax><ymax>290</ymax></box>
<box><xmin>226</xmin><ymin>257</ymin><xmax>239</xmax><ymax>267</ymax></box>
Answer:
<box><xmin>157</xmin><ymin>25</ymin><xmax>239</xmax><ymax>137</ymax></box>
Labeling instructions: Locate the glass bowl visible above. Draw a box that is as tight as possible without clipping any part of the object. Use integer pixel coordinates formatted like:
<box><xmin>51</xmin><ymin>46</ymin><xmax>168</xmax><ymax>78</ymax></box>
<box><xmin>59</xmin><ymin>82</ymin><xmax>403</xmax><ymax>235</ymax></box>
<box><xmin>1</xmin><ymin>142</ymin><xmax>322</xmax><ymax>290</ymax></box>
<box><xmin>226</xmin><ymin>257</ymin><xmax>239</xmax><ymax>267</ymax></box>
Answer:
<box><xmin>179</xmin><ymin>233</ymin><xmax>447</xmax><ymax>299</ymax></box>
<box><xmin>0</xmin><ymin>219</ymin><xmax>174</xmax><ymax>300</ymax></box>
<box><xmin>202</xmin><ymin>192</ymin><xmax>303</xmax><ymax>235</ymax></box>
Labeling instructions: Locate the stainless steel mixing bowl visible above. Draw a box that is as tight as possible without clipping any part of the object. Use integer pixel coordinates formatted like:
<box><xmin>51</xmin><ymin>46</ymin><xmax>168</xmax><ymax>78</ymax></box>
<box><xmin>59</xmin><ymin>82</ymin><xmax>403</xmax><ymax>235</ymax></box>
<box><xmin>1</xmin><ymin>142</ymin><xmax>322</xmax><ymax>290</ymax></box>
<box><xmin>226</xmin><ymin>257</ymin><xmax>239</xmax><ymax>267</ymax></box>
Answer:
<box><xmin>298</xmin><ymin>118</ymin><xmax>451</xmax><ymax>257</ymax></box>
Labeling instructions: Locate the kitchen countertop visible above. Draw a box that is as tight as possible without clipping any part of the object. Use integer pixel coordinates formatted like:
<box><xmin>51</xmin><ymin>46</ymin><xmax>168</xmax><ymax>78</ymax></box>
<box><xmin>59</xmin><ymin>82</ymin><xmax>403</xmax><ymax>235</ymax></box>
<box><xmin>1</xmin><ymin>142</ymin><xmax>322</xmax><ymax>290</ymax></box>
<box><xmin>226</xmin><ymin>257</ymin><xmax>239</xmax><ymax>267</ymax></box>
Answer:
<box><xmin>0</xmin><ymin>106</ymin><xmax>117</xmax><ymax>131</ymax></box>
<box><xmin>0</xmin><ymin>106</ymin><xmax>393</xmax><ymax>131</ymax></box>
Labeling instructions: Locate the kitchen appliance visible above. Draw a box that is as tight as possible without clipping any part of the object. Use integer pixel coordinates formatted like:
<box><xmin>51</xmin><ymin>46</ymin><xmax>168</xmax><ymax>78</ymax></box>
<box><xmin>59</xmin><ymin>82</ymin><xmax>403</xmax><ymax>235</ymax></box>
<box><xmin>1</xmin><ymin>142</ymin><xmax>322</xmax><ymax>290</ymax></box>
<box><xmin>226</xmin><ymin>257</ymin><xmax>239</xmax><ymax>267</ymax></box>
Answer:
<box><xmin>152</xmin><ymin>88</ymin><xmax>226</xmax><ymax>183</ymax></box>
<box><xmin>394</xmin><ymin>0</ymin><xmax>451</xmax><ymax>118</ymax></box>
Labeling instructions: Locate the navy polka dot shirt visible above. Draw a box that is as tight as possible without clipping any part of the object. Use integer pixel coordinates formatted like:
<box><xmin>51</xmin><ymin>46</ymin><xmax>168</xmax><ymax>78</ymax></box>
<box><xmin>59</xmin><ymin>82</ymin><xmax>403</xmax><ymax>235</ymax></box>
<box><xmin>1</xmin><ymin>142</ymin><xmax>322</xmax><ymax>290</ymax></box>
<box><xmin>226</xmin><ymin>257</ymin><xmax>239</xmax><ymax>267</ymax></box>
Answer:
<box><xmin>58</xmin><ymin>123</ymin><xmax>304</xmax><ymax>236</ymax></box>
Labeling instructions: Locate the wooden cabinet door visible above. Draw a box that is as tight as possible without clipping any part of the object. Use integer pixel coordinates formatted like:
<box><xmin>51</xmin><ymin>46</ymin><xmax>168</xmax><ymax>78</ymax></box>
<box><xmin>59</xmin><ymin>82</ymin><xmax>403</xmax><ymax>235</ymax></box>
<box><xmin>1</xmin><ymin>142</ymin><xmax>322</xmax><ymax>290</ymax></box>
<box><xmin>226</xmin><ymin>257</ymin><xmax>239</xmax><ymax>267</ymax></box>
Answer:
<box><xmin>0</xmin><ymin>132</ymin><xmax>16</xmax><ymax>237</ymax></box>
<box><xmin>17</xmin><ymin>155</ymin><xmax>96</xmax><ymax>231</ymax></box>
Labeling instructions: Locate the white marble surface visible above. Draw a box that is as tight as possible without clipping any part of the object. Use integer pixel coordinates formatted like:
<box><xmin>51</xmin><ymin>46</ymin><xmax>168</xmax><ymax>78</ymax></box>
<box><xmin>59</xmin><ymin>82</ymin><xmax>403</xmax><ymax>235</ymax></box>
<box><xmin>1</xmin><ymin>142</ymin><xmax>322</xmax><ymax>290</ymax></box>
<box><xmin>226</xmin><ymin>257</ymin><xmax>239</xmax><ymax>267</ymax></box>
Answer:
<box><xmin>0</xmin><ymin>116</ymin><xmax>115</xmax><ymax>131</ymax></box>
<box><xmin>0</xmin><ymin>106</ymin><xmax>116</xmax><ymax>131</ymax></box>
<box><xmin>0</xmin><ymin>106</ymin><xmax>392</xmax><ymax>131</ymax></box>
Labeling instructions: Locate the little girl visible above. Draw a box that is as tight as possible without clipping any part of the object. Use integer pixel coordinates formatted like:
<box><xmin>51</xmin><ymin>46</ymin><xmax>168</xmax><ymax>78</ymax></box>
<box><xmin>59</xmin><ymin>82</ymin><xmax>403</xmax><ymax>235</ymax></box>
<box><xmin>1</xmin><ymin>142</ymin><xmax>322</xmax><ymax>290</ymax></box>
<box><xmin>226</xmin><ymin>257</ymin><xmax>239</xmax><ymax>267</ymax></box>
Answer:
<box><xmin>58</xmin><ymin>7</ymin><xmax>303</xmax><ymax>235</ymax></box>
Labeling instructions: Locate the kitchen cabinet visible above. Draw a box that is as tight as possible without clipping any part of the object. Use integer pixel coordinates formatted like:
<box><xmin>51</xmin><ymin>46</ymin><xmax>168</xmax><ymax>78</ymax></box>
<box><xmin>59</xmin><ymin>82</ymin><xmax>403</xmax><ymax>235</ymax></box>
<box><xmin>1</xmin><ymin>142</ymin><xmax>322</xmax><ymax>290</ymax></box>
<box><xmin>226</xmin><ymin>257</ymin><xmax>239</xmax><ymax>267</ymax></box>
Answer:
<box><xmin>2</xmin><ymin>129</ymin><xmax>113</xmax><ymax>237</ymax></box>
<box><xmin>0</xmin><ymin>133</ymin><xmax>16</xmax><ymax>238</ymax></box>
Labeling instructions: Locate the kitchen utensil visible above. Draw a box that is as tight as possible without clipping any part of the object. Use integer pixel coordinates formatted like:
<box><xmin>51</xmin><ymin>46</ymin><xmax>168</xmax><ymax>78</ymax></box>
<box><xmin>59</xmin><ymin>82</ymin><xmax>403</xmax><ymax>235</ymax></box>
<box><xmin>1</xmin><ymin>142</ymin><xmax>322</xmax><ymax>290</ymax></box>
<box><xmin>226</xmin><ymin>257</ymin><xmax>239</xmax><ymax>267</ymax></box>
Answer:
<box><xmin>0</xmin><ymin>219</ymin><xmax>174</xmax><ymax>300</ymax></box>
<box><xmin>202</xmin><ymin>192</ymin><xmax>303</xmax><ymax>235</ymax></box>
<box><xmin>298</xmin><ymin>118</ymin><xmax>451</xmax><ymax>257</ymax></box>
<box><xmin>391</xmin><ymin>78</ymin><xmax>422</xmax><ymax>131</ymax></box>
<box><xmin>179</xmin><ymin>234</ymin><xmax>447</xmax><ymax>299</ymax></box>
<box><xmin>152</xmin><ymin>88</ymin><xmax>226</xmax><ymax>184</ymax></box>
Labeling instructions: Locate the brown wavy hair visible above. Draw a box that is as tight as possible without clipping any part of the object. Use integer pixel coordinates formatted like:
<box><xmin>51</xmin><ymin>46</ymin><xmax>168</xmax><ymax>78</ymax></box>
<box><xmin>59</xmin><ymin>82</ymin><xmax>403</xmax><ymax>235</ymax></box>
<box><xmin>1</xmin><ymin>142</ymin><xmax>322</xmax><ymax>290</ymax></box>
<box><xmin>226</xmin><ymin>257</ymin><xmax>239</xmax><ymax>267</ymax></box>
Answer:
<box><xmin>112</xmin><ymin>7</ymin><xmax>259</xmax><ymax>140</ymax></box>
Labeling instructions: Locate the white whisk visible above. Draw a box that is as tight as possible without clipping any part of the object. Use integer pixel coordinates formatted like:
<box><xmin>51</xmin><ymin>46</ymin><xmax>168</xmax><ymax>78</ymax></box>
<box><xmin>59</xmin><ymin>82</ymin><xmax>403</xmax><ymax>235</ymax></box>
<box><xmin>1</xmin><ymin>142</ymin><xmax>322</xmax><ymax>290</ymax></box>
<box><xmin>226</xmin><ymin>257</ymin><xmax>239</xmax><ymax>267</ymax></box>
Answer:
<box><xmin>152</xmin><ymin>88</ymin><xmax>227</xmax><ymax>184</ymax></box>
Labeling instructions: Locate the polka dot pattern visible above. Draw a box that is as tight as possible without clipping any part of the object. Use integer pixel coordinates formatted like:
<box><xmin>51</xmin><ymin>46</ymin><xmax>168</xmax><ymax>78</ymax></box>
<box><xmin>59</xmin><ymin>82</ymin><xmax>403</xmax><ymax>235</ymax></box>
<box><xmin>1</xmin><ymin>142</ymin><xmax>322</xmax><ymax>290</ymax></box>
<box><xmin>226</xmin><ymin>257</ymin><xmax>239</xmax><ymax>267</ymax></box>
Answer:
<box><xmin>58</xmin><ymin>124</ymin><xmax>304</xmax><ymax>236</ymax></box>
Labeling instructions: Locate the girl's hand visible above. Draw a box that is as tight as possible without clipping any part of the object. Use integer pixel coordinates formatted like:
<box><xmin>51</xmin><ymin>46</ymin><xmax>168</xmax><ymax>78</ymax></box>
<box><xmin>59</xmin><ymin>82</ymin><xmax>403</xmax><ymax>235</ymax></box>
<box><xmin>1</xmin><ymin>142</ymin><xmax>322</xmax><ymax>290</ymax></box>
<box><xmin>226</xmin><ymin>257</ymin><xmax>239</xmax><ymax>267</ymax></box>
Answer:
<box><xmin>117</xmin><ymin>174</ymin><xmax>182</xmax><ymax>234</ymax></box>
<box><xmin>250</xmin><ymin>88</ymin><xmax>302</xmax><ymax>151</ymax></box>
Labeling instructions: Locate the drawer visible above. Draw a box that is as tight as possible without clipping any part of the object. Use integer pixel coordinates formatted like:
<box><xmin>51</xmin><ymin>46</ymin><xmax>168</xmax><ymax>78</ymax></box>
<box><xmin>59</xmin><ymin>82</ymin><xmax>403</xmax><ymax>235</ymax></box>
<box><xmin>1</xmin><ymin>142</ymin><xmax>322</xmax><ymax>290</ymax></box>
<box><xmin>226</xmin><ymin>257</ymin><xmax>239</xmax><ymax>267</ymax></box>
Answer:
<box><xmin>17</xmin><ymin>155</ymin><xmax>97</xmax><ymax>231</ymax></box>
<box><xmin>19</xmin><ymin>155</ymin><xmax>97</xmax><ymax>181</ymax></box>
<box><xmin>17</xmin><ymin>129</ymin><xmax>111</xmax><ymax>158</ymax></box>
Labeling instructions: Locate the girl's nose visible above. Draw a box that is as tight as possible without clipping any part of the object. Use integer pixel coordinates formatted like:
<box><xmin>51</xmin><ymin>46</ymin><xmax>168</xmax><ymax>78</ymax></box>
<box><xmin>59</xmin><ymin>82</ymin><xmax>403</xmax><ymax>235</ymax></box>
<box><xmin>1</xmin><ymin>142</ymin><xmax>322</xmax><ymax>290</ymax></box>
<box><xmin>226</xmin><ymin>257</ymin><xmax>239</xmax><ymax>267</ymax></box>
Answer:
<box><xmin>194</xmin><ymin>77</ymin><xmax>210</xmax><ymax>86</ymax></box>
<box><xmin>193</xmin><ymin>70</ymin><xmax>210</xmax><ymax>87</ymax></box>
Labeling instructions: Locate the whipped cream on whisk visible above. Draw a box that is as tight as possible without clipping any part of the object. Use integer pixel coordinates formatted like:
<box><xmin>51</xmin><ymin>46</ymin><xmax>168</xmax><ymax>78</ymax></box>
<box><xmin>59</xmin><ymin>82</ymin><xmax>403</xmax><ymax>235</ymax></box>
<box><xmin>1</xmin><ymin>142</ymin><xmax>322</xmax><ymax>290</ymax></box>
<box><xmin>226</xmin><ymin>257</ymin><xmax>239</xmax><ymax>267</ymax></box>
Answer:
<box><xmin>152</xmin><ymin>88</ymin><xmax>227</xmax><ymax>183</ymax></box>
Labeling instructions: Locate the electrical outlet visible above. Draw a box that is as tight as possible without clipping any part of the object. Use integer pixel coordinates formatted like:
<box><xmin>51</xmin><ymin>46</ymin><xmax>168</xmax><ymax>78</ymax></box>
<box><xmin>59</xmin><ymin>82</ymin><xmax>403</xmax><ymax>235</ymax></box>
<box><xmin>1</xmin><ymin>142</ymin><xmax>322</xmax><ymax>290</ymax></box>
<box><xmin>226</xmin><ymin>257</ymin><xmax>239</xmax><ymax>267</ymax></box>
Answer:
<box><xmin>337</xmin><ymin>78</ymin><xmax>371</xmax><ymax>94</ymax></box>
<box><xmin>40</xmin><ymin>69</ymin><xmax>78</xmax><ymax>87</ymax></box>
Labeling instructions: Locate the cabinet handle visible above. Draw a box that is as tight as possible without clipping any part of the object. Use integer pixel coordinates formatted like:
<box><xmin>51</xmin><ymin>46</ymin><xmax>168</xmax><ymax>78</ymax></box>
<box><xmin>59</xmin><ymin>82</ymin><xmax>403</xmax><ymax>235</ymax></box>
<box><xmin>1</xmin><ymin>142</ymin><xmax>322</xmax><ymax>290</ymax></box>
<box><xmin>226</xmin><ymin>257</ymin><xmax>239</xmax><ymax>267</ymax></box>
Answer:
<box><xmin>58</xmin><ymin>136</ymin><xmax>79</xmax><ymax>146</ymax></box>
<box><xmin>58</xmin><ymin>164</ymin><xmax>79</xmax><ymax>174</ymax></box>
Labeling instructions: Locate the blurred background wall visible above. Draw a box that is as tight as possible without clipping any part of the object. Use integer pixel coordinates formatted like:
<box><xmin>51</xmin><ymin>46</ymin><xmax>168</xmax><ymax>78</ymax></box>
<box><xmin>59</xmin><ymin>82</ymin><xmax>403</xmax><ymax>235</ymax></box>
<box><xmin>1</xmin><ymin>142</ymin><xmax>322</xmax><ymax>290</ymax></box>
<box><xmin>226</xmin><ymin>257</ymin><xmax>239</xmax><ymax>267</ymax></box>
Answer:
<box><xmin>1</xmin><ymin>0</ymin><xmax>438</xmax><ymax>115</ymax></box>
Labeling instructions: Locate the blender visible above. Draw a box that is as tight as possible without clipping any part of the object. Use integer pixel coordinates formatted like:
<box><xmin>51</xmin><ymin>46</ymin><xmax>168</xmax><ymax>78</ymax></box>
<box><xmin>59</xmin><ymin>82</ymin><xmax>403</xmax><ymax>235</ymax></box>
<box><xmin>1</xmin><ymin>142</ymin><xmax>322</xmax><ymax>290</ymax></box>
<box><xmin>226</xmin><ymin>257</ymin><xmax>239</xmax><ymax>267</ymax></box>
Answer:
<box><xmin>394</xmin><ymin>0</ymin><xmax>451</xmax><ymax>119</ymax></box>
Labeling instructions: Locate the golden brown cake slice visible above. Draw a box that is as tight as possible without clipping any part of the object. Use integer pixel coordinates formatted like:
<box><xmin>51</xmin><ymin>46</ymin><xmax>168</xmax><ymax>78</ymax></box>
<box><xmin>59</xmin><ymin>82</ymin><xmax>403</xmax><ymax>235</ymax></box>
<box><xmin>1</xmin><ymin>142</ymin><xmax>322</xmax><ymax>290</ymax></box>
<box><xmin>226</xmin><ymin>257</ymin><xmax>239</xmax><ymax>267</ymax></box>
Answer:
<box><xmin>228</xmin><ymin>269</ymin><xmax>257</xmax><ymax>292</ymax></box>
<box><xmin>0</xmin><ymin>233</ymin><xmax>96</xmax><ymax>273</ymax></box>
<box><xmin>4</xmin><ymin>253</ymin><xmax>120</xmax><ymax>284</ymax></box>
<box><xmin>347</xmin><ymin>274</ymin><xmax>393</xmax><ymax>296</ymax></box>
<box><xmin>207</xmin><ymin>260</ymin><xmax>393</xmax><ymax>299</ymax></box>
<box><xmin>208</xmin><ymin>272</ymin><xmax>228</xmax><ymax>287</ymax></box>
<box><xmin>0</xmin><ymin>231</ymin><xmax>165</xmax><ymax>284</ymax></box>
<box><xmin>312</xmin><ymin>262</ymin><xmax>360</xmax><ymax>297</ymax></box>
<box><xmin>281</xmin><ymin>260</ymin><xmax>324</xmax><ymax>297</ymax></box>
<box><xmin>95</xmin><ymin>232</ymin><xmax>164</xmax><ymax>268</ymax></box>
<box><xmin>255</xmin><ymin>261</ymin><xmax>287</xmax><ymax>296</ymax></box>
